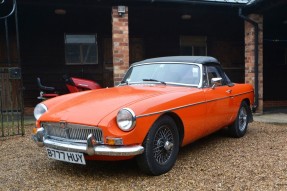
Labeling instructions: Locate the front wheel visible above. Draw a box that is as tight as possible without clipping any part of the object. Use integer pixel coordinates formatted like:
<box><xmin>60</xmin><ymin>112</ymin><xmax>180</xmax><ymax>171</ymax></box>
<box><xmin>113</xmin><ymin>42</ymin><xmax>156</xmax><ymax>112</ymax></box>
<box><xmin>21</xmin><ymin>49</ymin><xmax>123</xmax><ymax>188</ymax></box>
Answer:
<box><xmin>137</xmin><ymin>115</ymin><xmax>179</xmax><ymax>176</ymax></box>
<box><xmin>228</xmin><ymin>101</ymin><xmax>250</xmax><ymax>138</ymax></box>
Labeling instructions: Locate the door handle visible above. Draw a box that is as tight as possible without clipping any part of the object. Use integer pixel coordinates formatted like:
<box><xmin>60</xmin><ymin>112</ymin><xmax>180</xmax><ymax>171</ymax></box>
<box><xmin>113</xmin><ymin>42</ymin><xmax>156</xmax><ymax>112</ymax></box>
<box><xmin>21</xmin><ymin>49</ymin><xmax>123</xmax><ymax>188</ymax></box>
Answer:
<box><xmin>226</xmin><ymin>89</ymin><xmax>232</xmax><ymax>94</ymax></box>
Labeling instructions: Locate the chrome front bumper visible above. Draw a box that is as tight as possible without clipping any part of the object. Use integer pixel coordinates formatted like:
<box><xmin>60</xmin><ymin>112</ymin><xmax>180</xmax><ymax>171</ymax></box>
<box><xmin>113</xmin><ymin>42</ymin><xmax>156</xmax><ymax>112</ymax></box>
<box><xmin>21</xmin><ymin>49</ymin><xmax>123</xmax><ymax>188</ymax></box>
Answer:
<box><xmin>32</xmin><ymin>127</ymin><xmax>144</xmax><ymax>156</ymax></box>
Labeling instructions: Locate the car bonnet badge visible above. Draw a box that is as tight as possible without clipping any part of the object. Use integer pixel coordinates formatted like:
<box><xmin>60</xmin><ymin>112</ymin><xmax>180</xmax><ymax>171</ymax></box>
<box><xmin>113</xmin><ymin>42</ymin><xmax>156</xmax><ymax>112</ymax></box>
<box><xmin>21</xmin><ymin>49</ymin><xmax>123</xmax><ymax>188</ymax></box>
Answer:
<box><xmin>59</xmin><ymin>121</ymin><xmax>67</xmax><ymax>129</ymax></box>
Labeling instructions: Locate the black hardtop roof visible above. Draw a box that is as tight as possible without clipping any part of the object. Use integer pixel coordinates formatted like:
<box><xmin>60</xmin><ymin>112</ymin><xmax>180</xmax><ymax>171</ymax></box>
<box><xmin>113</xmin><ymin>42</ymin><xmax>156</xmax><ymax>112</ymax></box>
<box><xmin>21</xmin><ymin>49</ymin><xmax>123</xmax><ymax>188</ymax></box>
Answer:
<box><xmin>132</xmin><ymin>56</ymin><xmax>220</xmax><ymax>65</ymax></box>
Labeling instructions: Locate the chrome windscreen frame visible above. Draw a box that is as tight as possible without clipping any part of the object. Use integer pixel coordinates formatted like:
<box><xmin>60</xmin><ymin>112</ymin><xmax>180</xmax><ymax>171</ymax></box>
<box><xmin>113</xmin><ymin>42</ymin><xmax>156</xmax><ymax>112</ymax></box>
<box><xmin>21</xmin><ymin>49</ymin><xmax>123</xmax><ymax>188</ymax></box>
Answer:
<box><xmin>120</xmin><ymin>62</ymin><xmax>205</xmax><ymax>88</ymax></box>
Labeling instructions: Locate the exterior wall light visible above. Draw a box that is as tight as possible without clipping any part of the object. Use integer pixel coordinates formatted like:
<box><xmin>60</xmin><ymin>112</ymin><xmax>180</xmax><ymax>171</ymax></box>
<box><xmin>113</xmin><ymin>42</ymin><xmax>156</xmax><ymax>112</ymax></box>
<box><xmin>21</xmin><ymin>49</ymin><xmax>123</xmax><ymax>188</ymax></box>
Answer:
<box><xmin>181</xmin><ymin>14</ymin><xmax>191</xmax><ymax>20</ymax></box>
<box><xmin>54</xmin><ymin>9</ymin><xmax>66</xmax><ymax>15</ymax></box>
<box><xmin>118</xmin><ymin>6</ymin><xmax>126</xmax><ymax>17</ymax></box>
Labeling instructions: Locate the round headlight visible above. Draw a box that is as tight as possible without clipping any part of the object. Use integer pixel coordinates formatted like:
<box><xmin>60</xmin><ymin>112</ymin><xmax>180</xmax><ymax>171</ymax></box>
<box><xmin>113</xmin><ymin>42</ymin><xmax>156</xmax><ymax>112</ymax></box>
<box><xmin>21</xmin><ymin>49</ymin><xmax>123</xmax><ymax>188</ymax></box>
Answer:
<box><xmin>34</xmin><ymin>103</ymin><xmax>48</xmax><ymax>120</ymax></box>
<box><xmin>116</xmin><ymin>108</ymin><xmax>136</xmax><ymax>131</ymax></box>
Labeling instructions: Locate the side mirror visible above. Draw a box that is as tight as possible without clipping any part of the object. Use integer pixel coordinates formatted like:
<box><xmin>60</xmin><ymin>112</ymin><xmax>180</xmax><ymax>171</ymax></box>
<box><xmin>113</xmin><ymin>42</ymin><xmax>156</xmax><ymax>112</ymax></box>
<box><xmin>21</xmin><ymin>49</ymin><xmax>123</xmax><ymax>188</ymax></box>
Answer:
<box><xmin>211</xmin><ymin>77</ymin><xmax>222</xmax><ymax>89</ymax></box>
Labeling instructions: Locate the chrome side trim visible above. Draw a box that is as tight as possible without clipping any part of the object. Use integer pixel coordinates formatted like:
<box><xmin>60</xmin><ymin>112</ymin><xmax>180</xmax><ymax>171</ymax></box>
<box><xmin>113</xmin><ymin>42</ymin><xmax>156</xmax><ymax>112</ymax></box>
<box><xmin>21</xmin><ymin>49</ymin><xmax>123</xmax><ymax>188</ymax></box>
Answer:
<box><xmin>137</xmin><ymin>90</ymin><xmax>254</xmax><ymax>118</ymax></box>
<box><xmin>137</xmin><ymin>100</ymin><xmax>206</xmax><ymax>118</ymax></box>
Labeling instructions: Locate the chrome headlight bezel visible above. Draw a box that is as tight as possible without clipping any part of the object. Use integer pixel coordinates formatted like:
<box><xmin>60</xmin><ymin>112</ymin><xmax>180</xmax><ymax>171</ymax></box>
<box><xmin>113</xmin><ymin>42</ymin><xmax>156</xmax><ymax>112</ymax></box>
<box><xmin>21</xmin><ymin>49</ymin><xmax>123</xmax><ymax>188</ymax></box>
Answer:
<box><xmin>116</xmin><ymin>108</ymin><xmax>136</xmax><ymax>132</ymax></box>
<box><xmin>34</xmin><ymin>103</ymin><xmax>48</xmax><ymax>120</ymax></box>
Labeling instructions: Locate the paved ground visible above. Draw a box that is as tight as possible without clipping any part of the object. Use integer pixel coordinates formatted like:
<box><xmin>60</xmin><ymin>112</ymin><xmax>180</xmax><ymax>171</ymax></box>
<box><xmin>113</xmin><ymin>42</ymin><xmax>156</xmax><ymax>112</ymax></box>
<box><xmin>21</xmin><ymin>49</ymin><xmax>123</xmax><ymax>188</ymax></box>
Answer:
<box><xmin>0</xmin><ymin>108</ymin><xmax>286</xmax><ymax>190</ymax></box>
<box><xmin>1</xmin><ymin>121</ymin><xmax>287</xmax><ymax>191</ymax></box>
<box><xmin>253</xmin><ymin>107</ymin><xmax>287</xmax><ymax>124</ymax></box>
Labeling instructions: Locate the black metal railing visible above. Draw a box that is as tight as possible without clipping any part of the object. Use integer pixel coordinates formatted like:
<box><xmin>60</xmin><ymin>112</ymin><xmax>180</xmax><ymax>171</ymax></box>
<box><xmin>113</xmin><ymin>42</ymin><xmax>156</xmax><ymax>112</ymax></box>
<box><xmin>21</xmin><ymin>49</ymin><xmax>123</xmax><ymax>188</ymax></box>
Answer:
<box><xmin>0</xmin><ymin>0</ymin><xmax>24</xmax><ymax>137</ymax></box>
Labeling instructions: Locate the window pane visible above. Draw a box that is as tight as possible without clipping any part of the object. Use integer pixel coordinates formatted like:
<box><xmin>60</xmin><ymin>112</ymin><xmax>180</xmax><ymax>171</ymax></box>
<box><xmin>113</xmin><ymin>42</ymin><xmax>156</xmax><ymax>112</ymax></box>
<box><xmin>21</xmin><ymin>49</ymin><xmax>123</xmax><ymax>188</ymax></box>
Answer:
<box><xmin>65</xmin><ymin>34</ymin><xmax>98</xmax><ymax>65</ymax></box>
<box><xmin>82</xmin><ymin>44</ymin><xmax>97</xmax><ymax>64</ymax></box>
<box><xmin>65</xmin><ymin>44</ymin><xmax>80</xmax><ymax>64</ymax></box>
<box><xmin>180</xmin><ymin>36</ymin><xmax>207</xmax><ymax>56</ymax></box>
<box><xmin>66</xmin><ymin>35</ymin><xmax>95</xmax><ymax>43</ymax></box>
<box><xmin>180</xmin><ymin>46</ymin><xmax>193</xmax><ymax>56</ymax></box>
<box><xmin>194</xmin><ymin>46</ymin><xmax>206</xmax><ymax>56</ymax></box>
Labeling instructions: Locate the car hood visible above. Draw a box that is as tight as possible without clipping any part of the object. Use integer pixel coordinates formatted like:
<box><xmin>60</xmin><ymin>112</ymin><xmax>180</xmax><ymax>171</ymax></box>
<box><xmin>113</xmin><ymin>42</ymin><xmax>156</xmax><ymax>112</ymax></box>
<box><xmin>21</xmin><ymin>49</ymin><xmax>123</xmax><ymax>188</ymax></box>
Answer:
<box><xmin>40</xmin><ymin>85</ymin><xmax>196</xmax><ymax>125</ymax></box>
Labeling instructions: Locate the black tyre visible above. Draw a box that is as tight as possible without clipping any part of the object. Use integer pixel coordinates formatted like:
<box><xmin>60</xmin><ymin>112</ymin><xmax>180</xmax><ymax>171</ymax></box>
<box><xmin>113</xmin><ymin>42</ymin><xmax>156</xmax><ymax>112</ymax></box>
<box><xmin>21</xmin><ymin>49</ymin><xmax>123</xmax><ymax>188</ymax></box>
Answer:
<box><xmin>228</xmin><ymin>101</ymin><xmax>250</xmax><ymax>138</ymax></box>
<box><xmin>137</xmin><ymin>115</ymin><xmax>179</xmax><ymax>176</ymax></box>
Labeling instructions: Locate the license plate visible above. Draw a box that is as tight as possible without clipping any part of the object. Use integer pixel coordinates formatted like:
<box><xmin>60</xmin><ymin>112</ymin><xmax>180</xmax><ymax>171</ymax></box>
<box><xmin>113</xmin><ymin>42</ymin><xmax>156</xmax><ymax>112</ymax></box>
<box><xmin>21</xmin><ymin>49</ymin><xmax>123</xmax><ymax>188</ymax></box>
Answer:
<box><xmin>46</xmin><ymin>148</ymin><xmax>86</xmax><ymax>165</ymax></box>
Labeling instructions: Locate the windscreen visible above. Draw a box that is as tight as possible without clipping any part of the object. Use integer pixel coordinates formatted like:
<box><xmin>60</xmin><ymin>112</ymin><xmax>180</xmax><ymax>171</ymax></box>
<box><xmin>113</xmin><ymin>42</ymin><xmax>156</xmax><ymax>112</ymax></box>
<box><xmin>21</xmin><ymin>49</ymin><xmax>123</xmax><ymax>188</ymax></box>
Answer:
<box><xmin>122</xmin><ymin>63</ymin><xmax>201</xmax><ymax>86</ymax></box>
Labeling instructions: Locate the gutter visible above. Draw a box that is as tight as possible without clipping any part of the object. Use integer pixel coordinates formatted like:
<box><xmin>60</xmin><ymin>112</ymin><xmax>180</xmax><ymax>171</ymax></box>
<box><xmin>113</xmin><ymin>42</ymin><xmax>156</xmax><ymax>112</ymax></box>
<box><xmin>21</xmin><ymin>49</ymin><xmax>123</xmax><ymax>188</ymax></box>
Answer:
<box><xmin>147</xmin><ymin>0</ymin><xmax>246</xmax><ymax>6</ymax></box>
<box><xmin>115</xmin><ymin>0</ymin><xmax>248</xmax><ymax>7</ymax></box>
<box><xmin>238</xmin><ymin>8</ymin><xmax>259</xmax><ymax>112</ymax></box>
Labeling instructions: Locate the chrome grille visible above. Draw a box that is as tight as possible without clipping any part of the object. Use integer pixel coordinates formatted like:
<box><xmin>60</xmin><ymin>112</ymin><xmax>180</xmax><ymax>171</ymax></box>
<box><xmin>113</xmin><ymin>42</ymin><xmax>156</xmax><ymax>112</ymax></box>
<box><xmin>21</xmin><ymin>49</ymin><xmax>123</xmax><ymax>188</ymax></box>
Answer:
<box><xmin>41</xmin><ymin>122</ymin><xmax>103</xmax><ymax>143</ymax></box>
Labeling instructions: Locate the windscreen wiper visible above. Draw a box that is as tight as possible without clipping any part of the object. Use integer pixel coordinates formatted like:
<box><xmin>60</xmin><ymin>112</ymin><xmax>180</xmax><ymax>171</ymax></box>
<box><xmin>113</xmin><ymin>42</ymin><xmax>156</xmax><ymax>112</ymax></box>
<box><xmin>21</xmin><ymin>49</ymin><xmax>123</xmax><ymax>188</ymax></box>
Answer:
<box><xmin>142</xmin><ymin>79</ymin><xmax>166</xmax><ymax>85</ymax></box>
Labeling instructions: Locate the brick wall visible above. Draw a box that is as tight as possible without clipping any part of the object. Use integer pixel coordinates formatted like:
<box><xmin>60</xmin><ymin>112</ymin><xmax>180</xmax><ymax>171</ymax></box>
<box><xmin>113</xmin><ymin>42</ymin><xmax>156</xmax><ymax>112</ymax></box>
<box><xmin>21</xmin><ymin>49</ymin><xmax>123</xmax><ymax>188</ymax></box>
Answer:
<box><xmin>244</xmin><ymin>14</ymin><xmax>263</xmax><ymax>113</ymax></box>
<box><xmin>112</xmin><ymin>6</ymin><xmax>129</xmax><ymax>86</ymax></box>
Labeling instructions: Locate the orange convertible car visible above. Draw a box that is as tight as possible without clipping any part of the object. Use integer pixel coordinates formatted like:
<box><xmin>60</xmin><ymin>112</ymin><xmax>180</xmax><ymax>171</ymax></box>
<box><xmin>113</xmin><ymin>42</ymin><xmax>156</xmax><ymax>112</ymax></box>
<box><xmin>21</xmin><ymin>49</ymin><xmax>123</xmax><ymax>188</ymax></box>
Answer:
<box><xmin>32</xmin><ymin>56</ymin><xmax>255</xmax><ymax>175</ymax></box>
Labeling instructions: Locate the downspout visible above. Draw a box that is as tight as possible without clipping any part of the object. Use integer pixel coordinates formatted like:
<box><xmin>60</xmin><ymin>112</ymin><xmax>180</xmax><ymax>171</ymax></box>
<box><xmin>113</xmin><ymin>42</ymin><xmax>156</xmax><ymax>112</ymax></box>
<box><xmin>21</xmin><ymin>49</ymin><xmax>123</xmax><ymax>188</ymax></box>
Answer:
<box><xmin>238</xmin><ymin>8</ymin><xmax>259</xmax><ymax>112</ymax></box>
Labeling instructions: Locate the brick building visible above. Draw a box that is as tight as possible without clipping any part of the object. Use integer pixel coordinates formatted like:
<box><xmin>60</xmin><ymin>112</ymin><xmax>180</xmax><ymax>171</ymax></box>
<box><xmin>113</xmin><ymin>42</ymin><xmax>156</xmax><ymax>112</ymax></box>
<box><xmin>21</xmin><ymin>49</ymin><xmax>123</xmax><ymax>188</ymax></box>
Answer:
<box><xmin>0</xmin><ymin>0</ymin><xmax>287</xmax><ymax>114</ymax></box>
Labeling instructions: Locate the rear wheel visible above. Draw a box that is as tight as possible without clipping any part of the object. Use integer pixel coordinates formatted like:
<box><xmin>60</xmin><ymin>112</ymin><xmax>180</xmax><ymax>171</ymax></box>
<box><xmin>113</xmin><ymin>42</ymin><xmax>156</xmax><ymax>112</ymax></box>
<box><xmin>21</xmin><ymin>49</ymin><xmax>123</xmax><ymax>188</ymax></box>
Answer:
<box><xmin>137</xmin><ymin>115</ymin><xmax>179</xmax><ymax>176</ymax></box>
<box><xmin>229</xmin><ymin>101</ymin><xmax>250</xmax><ymax>138</ymax></box>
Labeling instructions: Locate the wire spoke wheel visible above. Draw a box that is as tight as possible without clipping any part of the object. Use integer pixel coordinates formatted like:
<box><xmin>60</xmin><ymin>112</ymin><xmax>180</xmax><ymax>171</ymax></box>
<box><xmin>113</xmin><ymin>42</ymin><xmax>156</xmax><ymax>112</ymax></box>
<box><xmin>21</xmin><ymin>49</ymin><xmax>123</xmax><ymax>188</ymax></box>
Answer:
<box><xmin>238</xmin><ymin>106</ymin><xmax>248</xmax><ymax>132</ymax></box>
<box><xmin>228</xmin><ymin>101</ymin><xmax>250</xmax><ymax>138</ymax></box>
<box><xmin>153</xmin><ymin>125</ymin><xmax>174</xmax><ymax>165</ymax></box>
<box><xmin>137</xmin><ymin>115</ymin><xmax>179</xmax><ymax>175</ymax></box>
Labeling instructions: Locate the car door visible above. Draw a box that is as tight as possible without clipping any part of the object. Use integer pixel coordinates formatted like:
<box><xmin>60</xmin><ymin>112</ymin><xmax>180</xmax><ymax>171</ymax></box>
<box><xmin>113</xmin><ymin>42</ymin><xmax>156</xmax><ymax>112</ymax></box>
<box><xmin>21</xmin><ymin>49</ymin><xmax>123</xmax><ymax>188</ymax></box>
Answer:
<box><xmin>203</xmin><ymin>64</ymin><xmax>235</xmax><ymax>134</ymax></box>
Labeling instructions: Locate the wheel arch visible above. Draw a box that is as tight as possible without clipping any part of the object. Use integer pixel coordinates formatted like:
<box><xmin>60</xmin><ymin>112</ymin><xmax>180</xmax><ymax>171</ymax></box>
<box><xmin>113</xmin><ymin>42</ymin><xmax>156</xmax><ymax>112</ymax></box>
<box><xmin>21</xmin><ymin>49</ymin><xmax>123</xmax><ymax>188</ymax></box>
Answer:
<box><xmin>162</xmin><ymin>112</ymin><xmax>185</xmax><ymax>146</ymax></box>
<box><xmin>241</xmin><ymin>98</ymin><xmax>253</xmax><ymax>122</ymax></box>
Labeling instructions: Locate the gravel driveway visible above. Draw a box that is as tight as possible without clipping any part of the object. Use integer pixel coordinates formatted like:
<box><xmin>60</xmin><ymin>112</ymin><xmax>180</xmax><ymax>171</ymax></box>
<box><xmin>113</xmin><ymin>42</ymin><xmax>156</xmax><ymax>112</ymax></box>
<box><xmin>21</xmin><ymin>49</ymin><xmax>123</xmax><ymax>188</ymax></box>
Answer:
<box><xmin>0</xmin><ymin>121</ymin><xmax>287</xmax><ymax>191</ymax></box>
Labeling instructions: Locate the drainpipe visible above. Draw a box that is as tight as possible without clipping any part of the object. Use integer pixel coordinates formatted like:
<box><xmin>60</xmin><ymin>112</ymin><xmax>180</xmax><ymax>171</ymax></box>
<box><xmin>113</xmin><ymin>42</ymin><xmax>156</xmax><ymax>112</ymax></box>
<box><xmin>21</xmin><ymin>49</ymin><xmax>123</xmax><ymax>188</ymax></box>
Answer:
<box><xmin>238</xmin><ymin>8</ymin><xmax>259</xmax><ymax>112</ymax></box>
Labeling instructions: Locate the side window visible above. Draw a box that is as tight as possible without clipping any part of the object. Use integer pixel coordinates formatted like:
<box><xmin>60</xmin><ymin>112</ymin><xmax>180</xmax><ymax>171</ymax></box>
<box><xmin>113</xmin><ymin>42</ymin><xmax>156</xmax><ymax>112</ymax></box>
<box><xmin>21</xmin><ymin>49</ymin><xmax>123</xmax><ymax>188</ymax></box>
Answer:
<box><xmin>206</xmin><ymin>66</ymin><xmax>224</xmax><ymax>87</ymax></box>
<box><xmin>202</xmin><ymin>68</ymin><xmax>208</xmax><ymax>87</ymax></box>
